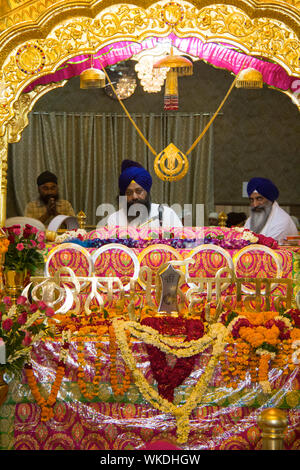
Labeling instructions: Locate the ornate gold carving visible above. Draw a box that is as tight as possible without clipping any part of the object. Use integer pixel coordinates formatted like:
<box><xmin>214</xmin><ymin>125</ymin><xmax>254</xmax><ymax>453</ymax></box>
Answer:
<box><xmin>7</xmin><ymin>81</ymin><xmax>67</xmax><ymax>143</ymax></box>
<box><xmin>161</xmin><ymin>2</ymin><xmax>185</xmax><ymax>25</ymax></box>
<box><xmin>15</xmin><ymin>44</ymin><xmax>46</xmax><ymax>75</ymax></box>
<box><xmin>0</xmin><ymin>2</ymin><xmax>298</xmax><ymax>136</ymax></box>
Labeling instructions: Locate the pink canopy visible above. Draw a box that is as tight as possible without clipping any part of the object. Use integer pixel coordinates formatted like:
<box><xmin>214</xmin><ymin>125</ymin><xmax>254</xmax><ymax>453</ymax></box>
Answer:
<box><xmin>24</xmin><ymin>34</ymin><xmax>300</xmax><ymax>95</ymax></box>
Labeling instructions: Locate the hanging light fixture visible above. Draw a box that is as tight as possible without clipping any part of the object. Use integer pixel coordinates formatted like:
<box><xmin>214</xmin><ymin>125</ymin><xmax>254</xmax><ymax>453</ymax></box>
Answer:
<box><xmin>80</xmin><ymin>55</ymin><xmax>106</xmax><ymax>89</ymax></box>
<box><xmin>153</xmin><ymin>48</ymin><xmax>193</xmax><ymax>110</ymax></box>
<box><xmin>235</xmin><ymin>68</ymin><xmax>263</xmax><ymax>89</ymax></box>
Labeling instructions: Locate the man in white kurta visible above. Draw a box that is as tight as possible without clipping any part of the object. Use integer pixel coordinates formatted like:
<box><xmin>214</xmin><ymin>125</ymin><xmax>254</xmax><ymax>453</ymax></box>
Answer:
<box><xmin>244</xmin><ymin>177</ymin><xmax>298</xmax><ymax>243</ymax></box>
<box><xmin>106</xmin><ymin>160</ymin><xmax>182</xmax><ymax>229</ymax></box>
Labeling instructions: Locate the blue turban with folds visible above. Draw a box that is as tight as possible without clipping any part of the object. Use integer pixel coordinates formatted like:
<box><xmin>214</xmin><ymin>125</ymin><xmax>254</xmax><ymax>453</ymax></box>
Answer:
<box><xmin>247</xmin><ymin>177</ymin><xmax>279</xmax><ymax>202</ymax></box>
<box><xmin>119</xmin><ymin>160</ymin><xmax>152</xmax><ymax>195</ymax></box>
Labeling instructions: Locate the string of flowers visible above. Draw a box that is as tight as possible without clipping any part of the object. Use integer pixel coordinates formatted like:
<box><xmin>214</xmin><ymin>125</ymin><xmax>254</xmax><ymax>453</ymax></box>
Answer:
<box><xmin>219</xmin><ymin>308</ymin><xmax>300</xmax><ymax>392</ymax></box>
<box><xmin>108</xmin><ymin>324</ymin><xmax>132</xmax><ymax>396</ymax></box>
<box><xmin>77</xmin><ymin>340</ymin><xmax>105</xmax><ymax>401</ymax></box>
<box><xmin>112</xmin><ymin>317</ymin><xmax>228</xmax><ymax>443</ymax></box>
<box><xmin>24</xmin><ymin>331</ymin><xmax>70</xmax><ymax>421</ymax></box>
<box><xmin>25</xmin><ymin>361</ymin><xmax>65</xmax><ymax>421</ymax></box>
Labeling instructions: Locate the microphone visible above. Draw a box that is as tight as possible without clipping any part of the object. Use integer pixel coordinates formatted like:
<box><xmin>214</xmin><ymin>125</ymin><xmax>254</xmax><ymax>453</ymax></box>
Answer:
<box><xmin>158</xmin><ymin>205</ymin><xmax>163</xmax><ymax>227</ymax></box>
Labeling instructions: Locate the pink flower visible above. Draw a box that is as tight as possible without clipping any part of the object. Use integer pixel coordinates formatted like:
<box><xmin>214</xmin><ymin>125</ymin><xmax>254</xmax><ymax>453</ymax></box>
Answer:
<box><xmin>2</xmin><ymin>296</ymin><xmax>11</xmax><ymax>306</ymax></box>
<box><xmin>16</xmin><ymin>243</ymin><xmax>25</xmax><ymax>251</ymax></box>
<box><xmin>16</xmin><ymin>296</ymin><xmax>27</xmax><ymax>305</ymax></box>
<box><xmin>37</xmin><ymin>232</ymin><xmax>45</xmax><ymax>242</ymax></box>
<box><xmin>30</xmin><ymin>240</ymin><xmax>37</xmax><ymax>247</ymax></box>
<box><xmin>37</xmin><ymin>301</ymin><xmax>47</xmax><ymax>311</ymax></box>
<box><xmin>2</xmin><ymin>318</ymin><xmax>13</xmax><ymax>331</ymax></box>
<box><xmin>17</xmin><ymin>312</ymin><xmax>27</xmax><ymax>325</ymax></box>
<box><xmin>29</xmin><ymin>303</ymin><xmax>38</xmax><ymax>313</ymax></box>
<box><xmin>38</xmin><ymin>242</ymin><xmax>45</xmax><ymax>250</ymax></box>
<box><xmin>22</xmin><ymin>331</ymin><xmax>32</xmax><ymax>346</ymax></box>
<box><xmin>45</xmin><ymin>307</ymin><xmax>55</xmax><ymax>317</ymax></box>
<box><xmin>13</xmin><ymin>227</ymin><xmax>21</xmax><ymax>236</ymax></box>
<box><xmin>22</xmin><ymin>226</ymin><xmax>31</xmax><ymax>237</ymax></box>
<box><xmin>30</xmin><ymin>227</ymin><xmax>38</xmax><ymax>234</ymax></box>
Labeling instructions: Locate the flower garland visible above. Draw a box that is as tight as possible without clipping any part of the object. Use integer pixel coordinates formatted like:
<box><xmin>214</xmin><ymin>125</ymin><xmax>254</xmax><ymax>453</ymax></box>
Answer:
<box><xmin>219</xmin><ymin>308</ymin><xmax>300</xmax><ymax>392</ymax></box>
<box><xmin>112</xmin><ymin>318</ymin><xmax>227</xmax><ymax>443</ymax></box>
<box><xmin>25</xmin><ymin>355</ymin><xmax>66</xmax><ymax>421</ymax></box>
<box><xmin>108</xmin><ymin>324</ymin><xmax>132</xmax><ymax>396</ymax></box>
<box><xmin>141</xmin><ymin>316</ymin><xmax>205</xmax><ymax>401</ymax></box>
<box><xmin>77</xmin><ymin>340</ymin><xmax>105</xmax><ymax>401</ymax></box>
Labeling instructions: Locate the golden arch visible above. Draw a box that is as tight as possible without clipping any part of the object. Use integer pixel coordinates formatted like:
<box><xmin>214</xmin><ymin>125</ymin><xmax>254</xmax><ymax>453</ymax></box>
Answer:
<box><xmin>0</xmin><ymin>0</ymin><xmax>299</xmax><ymax>225</ymax></box>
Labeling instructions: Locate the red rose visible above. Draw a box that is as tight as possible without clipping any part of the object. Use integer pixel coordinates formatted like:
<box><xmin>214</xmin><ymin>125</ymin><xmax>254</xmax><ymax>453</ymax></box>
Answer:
<box><xmin>17</xmin><ymin>312</ymin><xmax>28</xmax><ymax>325</ymax></box>
<box><xmin>2</xmin><ymin>318</ymin><xmax>13</xmax><ymax>331</ymax></box>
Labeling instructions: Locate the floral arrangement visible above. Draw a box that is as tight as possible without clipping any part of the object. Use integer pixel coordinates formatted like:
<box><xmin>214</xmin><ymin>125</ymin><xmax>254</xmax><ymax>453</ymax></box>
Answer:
<box><xmin>219</xmin><ymin>308</ymin><xmax>300</xmax><ymax>392</ymax></box>
<box><xmin>64</xmin><ymin>227</ymin><xmax>277</xmax><ymax>251</ymax></box>
<box><xmin>112</xmin><ymin>317</ymin><xmax>227</xmax><ymax>443</ymax></box>
<box><xmin>24</xmin><ymin>330</ymin><xmax>70</xmax><ymax>421</ymax></box>
<box><xmin>141</xmin><ymin>316</ymin><xmax>205</xmax><ymax>401</ymax></box>
<box><xmin>0</xmin><ymin>295</ymin><xmax>55</xmax><ymax>375</ymax></box>
<box><xmin>3</xmin><ymin>224</ymin><xmax>45</xmax><ymax>274</ymax></box>
<box><xmin>54</xmin><ymin>229</ymin><xmax>87</xmax><ymax>244</ymax></box>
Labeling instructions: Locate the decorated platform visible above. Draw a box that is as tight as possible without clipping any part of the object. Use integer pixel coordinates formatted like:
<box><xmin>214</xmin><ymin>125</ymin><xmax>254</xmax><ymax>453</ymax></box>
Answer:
<box><xmin>0</xmin><ymin>225</ymin><xmax>299</xmax><ymax>451</ymax></box>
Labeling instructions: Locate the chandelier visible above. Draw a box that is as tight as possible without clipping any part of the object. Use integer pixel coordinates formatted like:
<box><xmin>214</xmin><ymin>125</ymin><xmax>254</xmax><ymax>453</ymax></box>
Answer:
<box><xmin>135</xmin><ymin>55</ymin><xmax>169</xmax><ymax>93</ymax></box>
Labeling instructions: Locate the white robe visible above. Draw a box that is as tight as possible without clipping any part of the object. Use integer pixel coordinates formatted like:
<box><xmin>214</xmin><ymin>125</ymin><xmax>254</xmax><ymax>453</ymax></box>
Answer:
<box><xmin>245</xmin><ymin>201</ymin><xmax>298</xmax><ymax>243</ymax></box>
<box><xmin>106</xmin><ymin>203</ymin><xmax>182</xmax><ymax>228</ymax></box>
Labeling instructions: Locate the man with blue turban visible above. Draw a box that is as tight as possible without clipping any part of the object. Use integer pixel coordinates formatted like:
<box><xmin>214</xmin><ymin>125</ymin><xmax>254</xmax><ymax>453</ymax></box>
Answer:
<box><xmin>244</xmin><ymin>177</ymin><xmax>298</xmax><ymax>243</ymax></box>
<box><xmin>107</xmin><ymin>160</ymin><xmax>182</xmax><ymax>228</ymax></box>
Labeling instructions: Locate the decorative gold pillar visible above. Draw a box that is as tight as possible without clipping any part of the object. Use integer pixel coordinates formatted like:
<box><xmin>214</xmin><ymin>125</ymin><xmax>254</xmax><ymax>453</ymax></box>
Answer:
<box><xmin>258</xmin><ymin>408</ymin><xmax>288</xmax><ymax>450</ymax></box>
<box><xmin>0</xmin><ymin>130</ymin><xmax>8</xmax><ymax>228</ymax></box>
<box><xmin>77</xmin><ymin>211</ymin><xmax>86</xmax><ymax>229</ymax></box>
<box><xmin>218</xmin><ymin>212</ymin><xmax>227</xmax><ymax>227</ymax></box>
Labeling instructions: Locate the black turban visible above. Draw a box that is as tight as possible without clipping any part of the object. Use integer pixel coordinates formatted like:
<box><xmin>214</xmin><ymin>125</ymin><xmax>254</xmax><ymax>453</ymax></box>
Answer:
<box><xmin>37</xmin><ymin>171</ymin><xmax>58</xmax><ymax>186</ymax></box>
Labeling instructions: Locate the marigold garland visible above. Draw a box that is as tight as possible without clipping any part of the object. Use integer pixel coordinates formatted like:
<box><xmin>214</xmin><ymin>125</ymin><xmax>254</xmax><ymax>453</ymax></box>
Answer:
<box><xmin>77</xmin><ymin>340</ymin><xmax>105</xmax><ymax>401</ymax></box>
<box><xmin>219</xmin><ymin>308</ymin><xmax>300</xmax><ymax>391</ymax></box>
<box><xmin>25</xmin><ymin>361</ymin><xmax>65</xmax><ymax>421</ymax></box>
<box><xmin>108</xmin><ymin>324</ymin><xmax>132</xmax><ymax>396</ymax></box>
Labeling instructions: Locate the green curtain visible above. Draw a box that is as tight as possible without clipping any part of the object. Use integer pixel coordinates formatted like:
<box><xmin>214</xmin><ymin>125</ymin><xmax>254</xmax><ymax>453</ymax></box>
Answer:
<box><xmin>7</xmin><ymin>112</ymin><xmax>214</xmax><ymax>226</ymax></box>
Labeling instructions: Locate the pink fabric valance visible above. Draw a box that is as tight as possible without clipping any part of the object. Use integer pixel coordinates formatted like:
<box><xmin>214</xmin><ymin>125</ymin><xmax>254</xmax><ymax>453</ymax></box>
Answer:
<box><xmin>24</xmin><ymin>34</ymin><xmax>299</xmax><ymax>94</ymax></box>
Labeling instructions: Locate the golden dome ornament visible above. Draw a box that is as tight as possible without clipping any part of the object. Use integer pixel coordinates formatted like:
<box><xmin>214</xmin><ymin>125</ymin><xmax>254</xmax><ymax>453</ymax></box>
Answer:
<box><xmin>80</xmin><ymin>55</ymin><xmax>106</xmax><ymax>89</ymax></box>
<box><xmin>235</xmin><ymin>68</ymin><xmax>263</xmax><ymax>89</ymax></box>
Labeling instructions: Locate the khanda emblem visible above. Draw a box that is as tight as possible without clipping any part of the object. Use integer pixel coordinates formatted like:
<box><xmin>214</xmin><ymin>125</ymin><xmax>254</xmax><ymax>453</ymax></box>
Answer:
<box><xmin>154</xmin><ymin>143</ymin><xmax>189</xmax><ymax>181</ymax></box>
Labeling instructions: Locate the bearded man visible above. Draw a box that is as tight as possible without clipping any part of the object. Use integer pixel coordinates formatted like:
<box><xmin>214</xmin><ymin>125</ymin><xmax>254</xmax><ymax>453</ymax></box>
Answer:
<box><xmin>107</xmin><ymin>160</ymin><xmax>182</xmax><ymax>228</ymax></box>
<box><xmin>244</xmin><ymin>177</ymin><xmax>298</xmax><ymax>243</ymax></box>
<box><xmin>25</xmin><ymin>171</ymin><xmax>75</xmax><ymax>226</ymax></box>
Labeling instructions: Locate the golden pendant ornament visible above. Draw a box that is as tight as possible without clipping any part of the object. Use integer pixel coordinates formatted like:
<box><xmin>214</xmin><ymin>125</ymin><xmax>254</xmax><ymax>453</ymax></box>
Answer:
<box><xmin>154</xmin><ymin>143</ymin><xmax>189</xmax><ymax>181</ymax></box>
